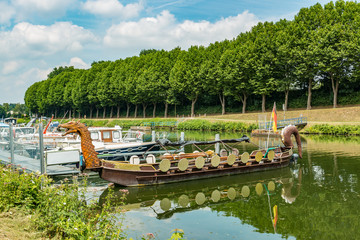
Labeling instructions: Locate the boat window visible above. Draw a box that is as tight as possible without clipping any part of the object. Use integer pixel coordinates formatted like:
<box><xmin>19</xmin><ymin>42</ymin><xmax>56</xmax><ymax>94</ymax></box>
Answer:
<box><xmin>91</xmin><ymin>132</ymin><xmax>99</xmax><ymax>140</ymax></box>
<box><xmin>103</xmin><ymin>131</ymin><xmax>111</xmax><ymax>139</ymax></box>
<box><xmin>113</xmin><ymin>131</ymin><xmax>120</xmax><ymax>139</ymax></box>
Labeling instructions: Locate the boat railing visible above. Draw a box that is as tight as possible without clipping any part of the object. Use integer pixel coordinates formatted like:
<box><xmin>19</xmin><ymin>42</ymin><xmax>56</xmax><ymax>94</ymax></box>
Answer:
<box><xmin>259</xmin><ymin>117</ymin><xmax>307</xmax><ymax>130</ymax></box>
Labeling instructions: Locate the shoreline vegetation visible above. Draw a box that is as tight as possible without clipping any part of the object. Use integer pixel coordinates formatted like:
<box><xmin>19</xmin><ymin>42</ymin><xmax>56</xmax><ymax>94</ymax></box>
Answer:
<box><xmin>49</xmin><ymin>105</ymin><xmax>360</xmax><ymax>136</ymax></box>
<box><xmin>0</xmin><ymin>166</ymin><xmax>127</xmax><ymax>239</ymax></box>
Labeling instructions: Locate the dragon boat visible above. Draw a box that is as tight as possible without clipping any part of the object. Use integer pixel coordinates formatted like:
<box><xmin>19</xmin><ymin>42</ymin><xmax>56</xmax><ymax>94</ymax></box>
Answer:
<box><xmin>59</xmin><ymin>121</ymin><xmax>302</xmax><ymax>186</ymax></box>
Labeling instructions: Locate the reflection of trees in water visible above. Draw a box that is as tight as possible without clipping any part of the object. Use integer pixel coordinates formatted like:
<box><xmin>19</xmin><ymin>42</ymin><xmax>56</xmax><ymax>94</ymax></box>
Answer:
<box><xmin>99</xmin><ymin>144</ymin><xmax>360</xmax><ymax>240</ymax></box>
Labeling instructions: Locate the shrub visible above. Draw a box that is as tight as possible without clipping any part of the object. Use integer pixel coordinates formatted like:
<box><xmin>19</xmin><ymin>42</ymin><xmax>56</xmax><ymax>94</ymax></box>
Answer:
<box><xmin>304</xmin><ymin>124</ymin><xmax>360</xmax><ymax>135</ymax></box>
<box><xmin>0</xmin><ymin>166</ymin><xmax>126</xmax><ymax>239</ymax></box>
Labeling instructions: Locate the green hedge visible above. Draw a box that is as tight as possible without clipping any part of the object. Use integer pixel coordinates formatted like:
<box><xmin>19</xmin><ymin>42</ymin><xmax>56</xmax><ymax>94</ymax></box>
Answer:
<box><xmin>304</xmin><ymin>124</ymin><xmax>360</xmax><ymax>135</ymax></box>
<box><xmin>177</xmin><ymin>119</ymin><xmax>256</xmax><ymax>132</ymax></box>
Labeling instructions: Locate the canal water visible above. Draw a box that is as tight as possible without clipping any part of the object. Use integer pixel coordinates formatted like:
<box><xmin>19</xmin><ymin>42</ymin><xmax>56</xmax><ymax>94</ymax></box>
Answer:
<box><xmin>92</xmin><ymin>132</ymin><xmax>360</xmax><ymax>240</ymax></box>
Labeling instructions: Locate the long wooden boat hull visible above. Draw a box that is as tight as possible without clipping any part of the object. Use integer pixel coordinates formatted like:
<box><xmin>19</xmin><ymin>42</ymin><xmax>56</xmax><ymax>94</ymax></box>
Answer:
<box><xmin>99</xmin><ymin>154</ymin><xmax>292</xmax><ymax>187</ymax></box>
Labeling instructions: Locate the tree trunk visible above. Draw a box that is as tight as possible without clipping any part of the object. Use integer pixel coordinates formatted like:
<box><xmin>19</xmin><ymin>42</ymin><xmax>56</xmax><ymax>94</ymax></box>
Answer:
<box><xmin>152</xmin><ymin>103</ymin><xmax>156</xmax><ymax>118</ymax></box>
<box><xmin>330</xmin><ymin>73</ymin><xmax>339</xmax><ymax>108</ymax></box>
<box><xmin>175</xmin><ymin>104</ymin><xmax>177</xmax><ymax>117</ymax></box>
<box><xmin>73</xmin><ymin>109</ymin><xmax>76</xmax><ymax>118</ymax></box>
<box><xmin>134</xmin><ymin>105</ymin><xmax>138</xmax><ymax>118</ymax></box>
<box><xmin>90</xmin><ymin>107</ymin><xmax>93</xmax><ymax>119</ymax></box>
<box><xmin>191</xmin><ymin>96</ymin><xmax>198</xmax><ymax>117</ymax></box>
<box><xmin>96</xmin><ymin>108</ymin><xmax>99</xmax><ymax>119</ymax></box>
<box><xmin>307</xmin><ymin>78</ymin><xmax>312</xmax><ymax>110</ymax></box>
<box><xmin>69</xmin><ymin>109</ymin><xmax>71</xmax><ymax>119</ymax></box>
<box><xmin>103</xmin><ymin>107</ymin><xmax>106</xmax><ymax>119</ymax></box>
<box><xmin>240</xmin><ymin>93</ymin><xmax>247</xmax><ymax>114</ymax></box>
<box><xmin>142</xmin><ymin>103</ymin><xmax>147</xmax><ymax>118</ymax></box>
<box><xmin>78</xmin><ymin>111</ymin><xmax>80</xmax><ymax>119</ymax></box>
<box><xmin>262</xmin><ymin>94</ymin><xmax>266</xmax><ymax>112</ymax></box>
<box><xmin>110</xmin><ymin>106</ymin><xmax>113</xmax><ymax>118</ymax></box>
<box><xmin>126</xmin><ymin>103</ymin><xmax>130</xmax><ymax>118</ymax></box>
<box><xmin>219</xmin><ymin>94</ymin><xmax>225</xmax><ymax>115</ymax></box>
<box><xmin>54</xmin><ymin>109</ymin><xmax>57</xmax><ymax>119</ymax></box>
<box><xmin>284</xmin><ymin>90</ymin><xmax>289</xmax><ymax>111</ymax></box>
<box><xmin>117</xmin><ymin>106</ymin><xmax>120</xmax><ymax>118</ymax></box>
<box><xmin>164</xmin><ymin>102</ymin><xmax>168</xmax><ymax>118</ymax></box>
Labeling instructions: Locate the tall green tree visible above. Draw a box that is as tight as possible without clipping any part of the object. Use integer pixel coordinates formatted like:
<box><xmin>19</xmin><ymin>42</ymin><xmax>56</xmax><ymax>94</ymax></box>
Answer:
<box><xmin>170</xmin><ymin>46</ymin><xmax>205</xmax><ymax>117</ymax></box>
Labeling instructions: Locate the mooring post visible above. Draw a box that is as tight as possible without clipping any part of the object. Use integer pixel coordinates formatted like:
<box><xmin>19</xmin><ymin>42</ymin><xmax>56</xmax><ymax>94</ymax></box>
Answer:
<box><xmin>180</xmin><ymin>132</ymin><xmax>185</xmax><ymax>152</ymax></box>
<box><xmin>39</xmin><ymin>123</ymin><xmax>45</xmax><ymax>174</ymax></box>
<box><xmin>152</xmin><ymin>130</ymin><xmax>156</xmax><ymax>142</ymax></box>
<box><xmin>215</xmin><ymin>134</ymin><xmax>220</xmax><ymax>154</ymax></box>
<box><xmin>9</xmin><ymin>123</ymin><xmax>14</xmax><ymax>168</ymax></box>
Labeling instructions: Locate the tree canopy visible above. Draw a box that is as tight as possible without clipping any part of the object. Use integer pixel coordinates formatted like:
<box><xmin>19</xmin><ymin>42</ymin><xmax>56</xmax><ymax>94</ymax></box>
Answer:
<box><xmin>25</xmin><ymin>0</ymin><xmax>360</xmax><ymax>118</ymax></box>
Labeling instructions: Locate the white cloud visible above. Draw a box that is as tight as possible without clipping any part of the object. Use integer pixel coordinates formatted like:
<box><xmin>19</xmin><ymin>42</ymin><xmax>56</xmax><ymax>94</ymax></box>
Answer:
<box><xmin>0</xmin><ymin>67</ymin><xmax>52</xmax><ymax>103</ymax></box>
<box><xmin>0</xmin><ymin>2</ymin><xmax>16</xmax><ymax>25</ymax></box>
<box><xmin>12</xmin><ymin>0</ymin><xmax>75</xmax><ymax>20</ymax></box>
<box><xmin>104</xmin><ymin>10</ymin><xmax>259</xmax><ymax>51</ymax></box>
<box><xmin>82</xmin><ymin>0</ymin><xmax>144</xmax><ymax>19</ymax></box>
<box><xmin>0</xmin><ymin>22</ymin><xmax>97</xmax><ymax>59</ymax></box>
<box><xmin>2</xmin><ymin>61</ymin><xmax>20</xmax><ymax>75</ymax></box>
<box><xmin>68</xmin><ymin>57</ymin><xmax>90</xmax><ymax>69</ymax></box>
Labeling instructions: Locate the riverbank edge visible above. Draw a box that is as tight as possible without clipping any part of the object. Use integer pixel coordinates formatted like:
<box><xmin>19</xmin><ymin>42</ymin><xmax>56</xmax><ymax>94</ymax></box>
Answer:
<box><xmin>53</xmin><ymin>118</ymin><xmax>360</xmax><ymax>136</ymax></box>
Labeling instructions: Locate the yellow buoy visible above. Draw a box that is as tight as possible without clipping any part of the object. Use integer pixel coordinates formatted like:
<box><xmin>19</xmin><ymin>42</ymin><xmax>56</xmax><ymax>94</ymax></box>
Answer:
<box><xmin>267</xmin><ymin>150</ymin><xmax>275</xmax><ymax>161</ymax></box>
<box><xmin>227</xmin><ymin>154</ymin><xmax>236</xmax><ymax>166</ymax></box>
<box><xmin>178</xmin><ymin>158</ymin><xmax>189</xmax><ymax>171</ymax></box>
<box><xmin>211</xmin><ymin>155</ymin><xmax>220</xmax><ymax>167</ymax></box>
<box><xmin>255</xmin><ymin>151</ymin><xmax>263</xmax><ymax>162</ymax></box>
<box><xmin>195</xmin><ymin>156</ymin><xmax>205</xmax><ymax>169</ymax></box>
<box><xmin>159</xmin><ymin>159</ymin><xmax>171</xmax><ymax>172</ymax></box>
<box><xmin>241</xmin><ymin>152</ymin><xmax>249</xmax><ymax>163</ymax></box>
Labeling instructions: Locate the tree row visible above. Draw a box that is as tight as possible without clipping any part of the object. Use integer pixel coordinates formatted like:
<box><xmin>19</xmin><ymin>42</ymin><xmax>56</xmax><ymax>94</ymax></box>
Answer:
<box><xmin>25</xmin><ymin>0</ymin><xmax>360</xmax><ymax>118</ymax></box>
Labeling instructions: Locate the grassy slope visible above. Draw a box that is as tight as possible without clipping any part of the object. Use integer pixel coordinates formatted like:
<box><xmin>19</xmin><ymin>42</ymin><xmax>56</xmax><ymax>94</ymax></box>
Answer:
<box><xmin>0</xmin><ymin>210</ymin><xmax>48</xmax><ymax>240</ymax></box>
<box><xmin>196</xmin><ymin>105</ymin><xmax>360</xmax><ymax>126</ymax></box>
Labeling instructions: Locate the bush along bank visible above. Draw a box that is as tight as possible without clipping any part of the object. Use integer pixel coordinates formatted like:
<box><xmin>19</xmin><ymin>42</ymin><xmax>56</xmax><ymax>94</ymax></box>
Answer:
<box><xmin>304</xmin><ymin>124</ymin><xmax>360</xmax><ymax>135</ymax></box>
<box><xmin>0</xmin><ymin>166</ymin><xmax>127</xmax><ymax>239</ymax></box>
<box><xmin>55</xmin><ymin>118</ymin><xmax>256</xmax><ymax>132</ymax></box>
<box><xmin>54</xmin><ymin>118</ymin><xmax>177</xmax><ymax>129</ymax></box>
<box><xmin>177</xmin><ymin>119</ymin><xmax>257</xmax><ymax>132</ymax></box>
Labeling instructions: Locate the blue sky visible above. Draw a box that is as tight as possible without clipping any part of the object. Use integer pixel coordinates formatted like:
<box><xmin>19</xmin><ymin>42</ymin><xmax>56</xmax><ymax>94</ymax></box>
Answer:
<box><xmin>0</xmin><ymin>0</ymin><xmax>331</xmax><ymax>104</ymax></box>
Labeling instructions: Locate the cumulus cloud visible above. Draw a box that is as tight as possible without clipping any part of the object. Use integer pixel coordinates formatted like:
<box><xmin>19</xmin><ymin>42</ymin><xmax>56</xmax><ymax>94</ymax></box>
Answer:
<box><xmin>104</xmin><ymin>10</ymin><xmax>259</xmax><ymax>51</ymax></box>
<box><xmin>67</xmin><ymin>57</ymin><xmax>90</xmax><ymax>69</ymax></box>
<box><xmin>0</xmin><ymin>2</ymin><xmax>16</xmax><ymax>25</ymax></box>
<box><xmin>82</xmin><ymin>0</ymin><xmax>144</xmax><ymax>19</ymax></box>
<box><xmin>12</xmin><ymin>0</ymin><xmax>75</xmax><ymax>20</ymax></box>
<box><xmin>0</xmin><ymin>67</ymin><xmax>52</xmax><ymax>103</ymax></box>
<box><xmin>0</xmin><ymin>22</ymin><xmax>97</xmax><ymax>59</ymax></box>
<box><xmin>2</xmin><ymin>61</ymin><xmax>20</xmax><ymax>75</ymax></box>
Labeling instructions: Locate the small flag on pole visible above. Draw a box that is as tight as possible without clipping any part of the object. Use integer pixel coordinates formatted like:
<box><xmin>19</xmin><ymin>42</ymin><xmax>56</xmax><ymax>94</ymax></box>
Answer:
<box><xmin>273</xmin><ymin>205</ymin><xmax>278</xmax><ymax>228</ymax></box>
<box><xmin>271</xmin><ymin>102</ymin><xmax>277</xmax><ymax>132</ymax></box>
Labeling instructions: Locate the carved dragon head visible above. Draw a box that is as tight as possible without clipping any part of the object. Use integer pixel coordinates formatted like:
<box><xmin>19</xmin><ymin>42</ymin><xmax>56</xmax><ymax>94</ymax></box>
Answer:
<box><xmin>59</xmin><ymin>120</ymin><xmax>87</xmax><ymax>136</ymax></box>
<box><xmin>59</xmin><ymin>120</ymin><xmax>101</xmax><ymax>169</ymax></box>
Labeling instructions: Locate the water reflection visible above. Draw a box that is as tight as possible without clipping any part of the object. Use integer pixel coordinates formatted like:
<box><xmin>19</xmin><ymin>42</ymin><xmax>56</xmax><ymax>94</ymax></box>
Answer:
<box><xmin>100</xmin><ymin>167</ymin><xmax>299</xmax><ymax>238</ymax></box>
<box><xmin>96</xmin><ymin>132</ymin><xmax>360</xmax><ymax>239</ymax></box>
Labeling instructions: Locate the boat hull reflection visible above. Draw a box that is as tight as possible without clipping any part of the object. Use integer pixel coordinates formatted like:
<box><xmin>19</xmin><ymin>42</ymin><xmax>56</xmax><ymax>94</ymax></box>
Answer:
<box><xmin>100</xmin><ymin>167</ymin><xmax>293</xmax><ymax>219</ymax></box>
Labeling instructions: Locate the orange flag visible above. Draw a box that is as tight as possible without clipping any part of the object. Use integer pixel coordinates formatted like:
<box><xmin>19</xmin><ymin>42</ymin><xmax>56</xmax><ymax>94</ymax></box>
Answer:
<box><xmin>271</xmin><ymin>103</ymin><xmax>277</xmax><ymax>132</ymax></box>
<box><xmin>273</xmin><ymin>205</ymin><xmax>278</xmax><ymax>228</ymax></box>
